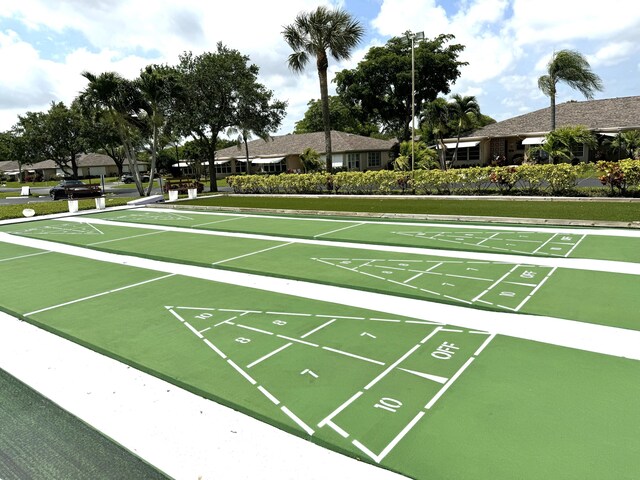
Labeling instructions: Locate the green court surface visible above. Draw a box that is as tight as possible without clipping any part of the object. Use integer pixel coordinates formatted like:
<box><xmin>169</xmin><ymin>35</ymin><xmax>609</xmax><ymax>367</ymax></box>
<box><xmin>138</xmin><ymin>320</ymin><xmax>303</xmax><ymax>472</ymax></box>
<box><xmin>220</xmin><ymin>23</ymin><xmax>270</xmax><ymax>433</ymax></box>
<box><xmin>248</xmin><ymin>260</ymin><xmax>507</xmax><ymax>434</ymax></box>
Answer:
<box><xmin>1</xmin><ymin>207</ymin><xmax>639</xmax><ymax>479</ymax></box>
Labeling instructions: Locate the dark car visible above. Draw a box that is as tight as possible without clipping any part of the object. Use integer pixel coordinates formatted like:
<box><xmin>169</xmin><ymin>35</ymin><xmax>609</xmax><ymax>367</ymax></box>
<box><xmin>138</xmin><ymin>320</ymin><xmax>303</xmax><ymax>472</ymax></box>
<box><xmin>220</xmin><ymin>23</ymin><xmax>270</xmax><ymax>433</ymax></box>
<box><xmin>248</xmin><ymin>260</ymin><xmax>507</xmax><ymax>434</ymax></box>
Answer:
<box><xmin>121</xmin><ymin>173</ymin><xmax>150</xmax><ymax>183</ymax></box>
<box><xmin>50</xmin><ymin>180</ymin><xmax>102</xmax><ymax>200</ymax></box>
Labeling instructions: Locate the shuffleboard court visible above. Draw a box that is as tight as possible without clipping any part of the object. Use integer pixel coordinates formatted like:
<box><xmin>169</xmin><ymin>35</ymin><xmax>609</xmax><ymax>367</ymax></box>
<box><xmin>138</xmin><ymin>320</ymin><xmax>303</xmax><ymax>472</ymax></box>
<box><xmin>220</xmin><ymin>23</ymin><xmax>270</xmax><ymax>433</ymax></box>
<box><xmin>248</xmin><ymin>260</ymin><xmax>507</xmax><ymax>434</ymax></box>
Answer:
<box><xmin>1</xmin><ymin>207</ymin><xmax>640</xmax><ymax>479</ymax></box>
<box><xmin>82</xmin><ymin>207</ymin><xmax>640</xmax><ymax>263</ymax></box>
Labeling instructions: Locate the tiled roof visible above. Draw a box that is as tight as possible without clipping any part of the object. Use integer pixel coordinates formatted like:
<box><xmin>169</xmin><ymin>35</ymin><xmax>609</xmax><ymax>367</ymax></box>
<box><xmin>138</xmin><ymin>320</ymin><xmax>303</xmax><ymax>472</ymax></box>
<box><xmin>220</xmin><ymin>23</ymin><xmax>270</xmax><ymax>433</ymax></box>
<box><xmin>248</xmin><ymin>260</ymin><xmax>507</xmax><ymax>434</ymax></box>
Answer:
<box><xmin>27</xmin><ymin>154</ymin><xmax>118</xmax><ymax>169</ymax></box>
<box><xmin>471</xmin><ymin>96</ymin><xmax>640</xmax><ymax>137</ymax></box>
<box><xmin>216</xmin><ymin>131</ymin><xmax>396</xmax><ymax>159</ymax></box>
<box><xmin>0</xmin><ymin>160</ymin><xmax>20</xmax><ymax>171</ymax></box>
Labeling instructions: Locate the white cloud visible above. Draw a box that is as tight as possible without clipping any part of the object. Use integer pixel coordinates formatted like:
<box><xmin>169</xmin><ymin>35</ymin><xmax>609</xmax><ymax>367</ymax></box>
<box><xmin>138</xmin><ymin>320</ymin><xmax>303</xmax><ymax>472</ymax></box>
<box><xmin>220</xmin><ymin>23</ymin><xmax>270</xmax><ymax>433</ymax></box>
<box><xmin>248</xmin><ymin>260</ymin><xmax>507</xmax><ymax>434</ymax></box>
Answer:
<box><xmin>588</xmin><ymin>41</ymin><xmax>637</xmax><ymax>68</ymax></box>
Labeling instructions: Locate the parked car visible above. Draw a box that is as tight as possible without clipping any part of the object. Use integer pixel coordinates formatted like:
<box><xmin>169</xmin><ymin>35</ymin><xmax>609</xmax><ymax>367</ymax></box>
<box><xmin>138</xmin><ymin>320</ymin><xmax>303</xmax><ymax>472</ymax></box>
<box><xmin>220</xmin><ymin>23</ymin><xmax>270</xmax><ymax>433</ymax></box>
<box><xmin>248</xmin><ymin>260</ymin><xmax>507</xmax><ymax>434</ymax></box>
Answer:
<box><xmin>121</xmin><ymin>173</ymin><xmax>150</xmax><ymax>183</ymax></box>
<box><xmin>50</xmin><ymin>180</ymin><xmax>102</xmax><ymax>200</ymax></box>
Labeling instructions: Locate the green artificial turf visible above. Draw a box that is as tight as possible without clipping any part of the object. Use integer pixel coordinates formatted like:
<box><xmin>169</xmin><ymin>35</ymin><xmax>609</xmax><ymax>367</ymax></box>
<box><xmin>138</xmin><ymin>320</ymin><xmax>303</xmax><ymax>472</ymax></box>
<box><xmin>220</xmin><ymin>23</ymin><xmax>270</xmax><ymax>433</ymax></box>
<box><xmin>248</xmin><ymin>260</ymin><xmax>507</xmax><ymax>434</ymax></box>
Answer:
<box><xmin>0</xmin><ymin>369</ymin><xmax>169</xmax><ymax>480</ymax></box>
<box><xmin>182</xmin><ymin>195</ymin><xmax>640</xmax><ymax>223</ymax></box>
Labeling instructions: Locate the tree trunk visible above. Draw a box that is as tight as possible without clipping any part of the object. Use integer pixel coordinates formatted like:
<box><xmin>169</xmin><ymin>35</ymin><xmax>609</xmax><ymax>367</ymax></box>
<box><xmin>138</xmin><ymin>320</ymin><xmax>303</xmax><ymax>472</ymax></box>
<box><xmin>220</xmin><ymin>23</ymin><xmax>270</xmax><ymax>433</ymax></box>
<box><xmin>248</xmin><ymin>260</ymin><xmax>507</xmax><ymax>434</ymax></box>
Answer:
<box><xmin>317</xmin><ymin>54</ymin><xmax>332</xmax><ymax>172</ymax></box>
<box><xmin>244</xmin><ymin>133</ymin><xmax>251</xmax><ymax>175</ymax></box>
<box><xmin>145</xmin><ymin>122</ymin><xmax>158</xmax><ymax>196</ymax></box>
<box><xmin>550</xmin><ymin>91</ymin><xmax>556</xmax><ymax>131</ymax></box>
<box><xmin>208</xmin><ymin>141</ymin><xmax>218</xmax><ymax>193</ymax></box>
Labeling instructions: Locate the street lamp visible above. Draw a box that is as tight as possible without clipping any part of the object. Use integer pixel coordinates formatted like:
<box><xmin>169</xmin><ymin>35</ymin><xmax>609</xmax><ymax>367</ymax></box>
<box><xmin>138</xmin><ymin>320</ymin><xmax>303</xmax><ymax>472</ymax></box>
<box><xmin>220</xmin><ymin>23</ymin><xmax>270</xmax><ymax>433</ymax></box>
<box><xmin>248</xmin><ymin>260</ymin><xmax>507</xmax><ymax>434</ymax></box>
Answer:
<box><xmin>406</xmin><ymin>30</ymin><xmax>424</xmax><ymax>174</ymax></box>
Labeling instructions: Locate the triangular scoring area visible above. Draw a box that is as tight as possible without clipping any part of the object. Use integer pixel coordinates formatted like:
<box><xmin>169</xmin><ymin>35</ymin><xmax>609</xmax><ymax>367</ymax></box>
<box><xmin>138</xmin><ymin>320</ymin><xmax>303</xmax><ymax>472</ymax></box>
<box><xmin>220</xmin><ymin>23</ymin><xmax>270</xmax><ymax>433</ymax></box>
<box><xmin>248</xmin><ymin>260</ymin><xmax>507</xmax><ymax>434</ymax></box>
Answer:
<box><xmin>167</xmin><ymin>305</ymin><xmax>494</xmax><ymax>464</ymax></box>
<box><xmin>392</xmin><ymin>229</ymin><xmax>565</xmax><ymax>256</ymax></box>
<box><xmin>312</xmin><ymin>257</ymin><xmax>556</xmax><ymax>312</ymax></box>
<box><xmin>108</xmin><ymin>211</ymin><xmax>196</xmax><ymax>222</ymax></box>
<box><xmin>9</xmin><ymin>221</ymin><xmax>104</xmax><ymax>236</ymax></box>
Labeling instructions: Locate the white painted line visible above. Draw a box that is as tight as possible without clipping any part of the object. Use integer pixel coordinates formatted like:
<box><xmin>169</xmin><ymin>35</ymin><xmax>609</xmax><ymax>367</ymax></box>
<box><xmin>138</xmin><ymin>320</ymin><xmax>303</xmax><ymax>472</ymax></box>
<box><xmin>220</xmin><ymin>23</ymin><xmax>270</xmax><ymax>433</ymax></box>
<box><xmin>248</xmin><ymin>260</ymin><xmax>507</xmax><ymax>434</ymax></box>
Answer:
<box><xmin>514</xmin><ymin>267</ymin><xmax>558</xmax><ymax>312</ymax></box>
<box><xmin>370</xmin><ymin>318</ymin><xmax>402</xmax><ymax>323</ymax></box>
<box><xmin>319</xmin><ymin>391</ymin><xmax>364</xmax><ymax>427</ymax></box>
<box><xmin>193</xmin><ymin>215</ymin><xmax>248</xmax><ymax>227</ymax></box>
<box><xmin>352</xmin><ymin>439</ymin><xmax>382</xmax><ymax>463</ymax></box>
<box><xmin>247</xmin><ymin>343</ymin><xmax>292</xmax><ymax>369</ymax></box>
<box><xmin>474</xmin><ymin>333</ymin><xmax>496</xmax><ymax>356</ymax></box>
<box><xmin>24</xmin><ymin>274</ymin><xmax>175</xmax><ymax>316</ymax></box>
<box><xmin>203</xmin><ymin>339</ymin><xmax>227</xmax><ymax>359</ymax></box>
<box><xmin>277</xmin><ymin>335</ymin><xmax>318</xmax><ymax>347</ymax></box>
<box><xmin>324</xmin><ymin>420</ymin><xmax>350</xmax><ymax>438</ymax></box>
<box><xmin>425</xmin><ymin>357</ymin><xmax>475</xmax><ymax>410</ymax></box>
<box><xmin>227</xmin><ymin>359</ymin><xmax>257</xmax><ymax>385</ymax></box>
<box><xmin>214</xmin><ymin>316</ymin><xmax>237</xmax><ymax>327</ymax></box>
<box><xmin>316</xmin><ymin>314</ymin><xmax>364</xmax><ymax>320</ymax></box>
<box><xmin>89</xmin><ymin>230</ymin><xmax>167</xmax><ymax>246</ymax></box>
<box><xmin>476</xmin><ymin>232</ymin><xmax>500</xmax><ymax>245</ymax></box>
<box><xmin>266</xmin><ymin>311</ymin><xmax>312</xmax><ymax>317</ymax></box>
<box><xmin>0</xmin><ymin>251</ymin><xmax>51</xmax><ymax>262</ymax></box>
<box><xmin>281</xmin><ymin>406</ymin><xmax>314</xmax><ymax>436</ymax></box>
<box><xmin>177</xmin><ymin>306</ymin><xmax>219</xmax><ymax>311</ymax></box>
<box><xmin>167</xmin><ymin>308</ymin><xmax>185</xmax><ymax>323</ymax></box>
<box><xmin>212</xmin><ymin>242</ymin><xmax>293</xmax><ymax>265</ymax></box>
<box><xmin>377</xmin><ymin>411</ymin><xmax>426</xmax><ymax>462</ymax></box>
<box><xmin>184</xmin><ymin>322</ymin><xmax>204</xmax><ymax>339</ymax></box>
<box><xmin>301</xmin><ymin>319</ymin><xmax>336</xmax><ymax>339</ymax></box>
<box><xmin>364</xmin><ymin>344</ymin><xmax>421</xmax><ymax>390</ymax></box>
<box><xmin>397</xmin><ymin>368</ymin><xmax>448</xmax><ymax>384</ymax></box>
<box><xmin>532</xmin><ymin>233</ymin><xmax>558</xmax><ymax>254</ymax></box>
<box><xmin>426</xmin><ymin>262</ymin><xmax>443</xmax><ymax>272</ymax></box>
<box><xmin>419</xmin><ymin>327</ymin><xmax>442</xmax><ymax>345</ymax></box>
<box><xmin>237</xmin><ymin>324</ymin><xmax>274</xmax><ymax>335</ymax></box>
<box><xmin>257</xmin><ymin>385</ymin><xmax>280</xmax><ymax>405</ymax></box>
<box><xmin>403</xmin><ymin>272</ymin><xmax>423</xmax><ymax>283</ymax></box>
<box><xmin>406</xmin><ymin>320</ymin><xmax>443</xmax><ymax>325</ymax></box>
<box><xmin>564</xmin><ymin>234</ymin><xmax>587</xmax><ymax>258</ymax></box>
<box><xmin>472</xmin><ymin>265</ymin><xmax>521</xmax><ymax>303</ymax></box>
<box><xmin>440</xmin><ymin>328</ymin><xmax>464</xmax><ymax>333</ymax></box>
<box><xmin>314</xmin><ymin>222</ymin><xmax>363</xmax><ymax>238</ymax></box>
<box><xmin>322</xmin><ymin>347</ymin><xmax>385</xmax><ymax>365</ymax></box>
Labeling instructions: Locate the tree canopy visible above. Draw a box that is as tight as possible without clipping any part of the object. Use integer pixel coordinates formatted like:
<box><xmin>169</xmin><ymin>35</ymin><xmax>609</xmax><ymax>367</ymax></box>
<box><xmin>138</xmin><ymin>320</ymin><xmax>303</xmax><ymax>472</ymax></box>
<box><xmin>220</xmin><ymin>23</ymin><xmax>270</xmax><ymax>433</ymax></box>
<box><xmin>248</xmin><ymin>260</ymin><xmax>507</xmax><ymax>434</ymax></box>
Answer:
<box><xmin>294</xmin><ymin>96</ymin><xmax>379</xmax><ymax>137</ymax></box>
<box><xmin>336</xmin><ymin>34</ymin><xmax>467</xmax><ymax>141</ymax></box>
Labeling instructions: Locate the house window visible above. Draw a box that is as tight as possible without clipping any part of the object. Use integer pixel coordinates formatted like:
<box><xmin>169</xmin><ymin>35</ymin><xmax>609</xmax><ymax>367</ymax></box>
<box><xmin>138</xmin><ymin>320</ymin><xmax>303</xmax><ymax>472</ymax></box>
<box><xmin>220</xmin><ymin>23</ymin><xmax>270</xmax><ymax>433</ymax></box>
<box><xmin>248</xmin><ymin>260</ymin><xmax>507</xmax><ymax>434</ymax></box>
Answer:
<box><xmin>367</xmin><ymin>151</ymin><xmax>381</xmax><ymax>168</ymax></box>
<box><xmin>445</xmin><ymin>146</ymin><xmax>480</xmax><ymax>164</ymax></box>
<box><xmin>261</xmin><ymin>160</ymin><xmax>286</xmax><ymax>174</ymax></box>
<box><xmin>347</xmin><ymin>153</ymin><xmax>361</xmax><ymax>170</ymax></box>
<box><xmin>571</xmin><ymin>143</ymin><xmax>584</xmax><ymax>158</ymax></box>
<box><xmin>235</xmin><ymin>161</ymin><xmax>247</xmax><ymax>173</ymax></box>
<box><xmin>215</xmin><ymin>162</ymin><xmax>231</xmax><ymax>174</ymax></box>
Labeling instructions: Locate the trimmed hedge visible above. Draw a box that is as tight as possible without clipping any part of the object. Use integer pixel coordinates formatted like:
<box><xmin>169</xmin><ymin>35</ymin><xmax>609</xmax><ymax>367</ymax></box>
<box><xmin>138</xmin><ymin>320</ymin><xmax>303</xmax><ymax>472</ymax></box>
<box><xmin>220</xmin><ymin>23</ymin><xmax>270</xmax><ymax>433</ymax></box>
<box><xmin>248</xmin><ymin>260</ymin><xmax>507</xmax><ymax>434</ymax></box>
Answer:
<box><xmin>225</xmin><ymin>160</ymin><xmax>640</xmax><ymax>196</ymax></box>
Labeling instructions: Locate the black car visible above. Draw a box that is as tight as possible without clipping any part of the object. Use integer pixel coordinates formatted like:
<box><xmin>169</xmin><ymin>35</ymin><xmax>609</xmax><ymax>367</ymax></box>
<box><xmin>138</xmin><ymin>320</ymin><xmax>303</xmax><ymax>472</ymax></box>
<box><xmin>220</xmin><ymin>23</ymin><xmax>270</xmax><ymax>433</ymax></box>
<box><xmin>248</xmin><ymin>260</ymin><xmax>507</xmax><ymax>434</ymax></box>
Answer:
<box><xmin>50</xmin><ymin>180</ymin><xmax>102</xmax><ymax>200</ymax></box>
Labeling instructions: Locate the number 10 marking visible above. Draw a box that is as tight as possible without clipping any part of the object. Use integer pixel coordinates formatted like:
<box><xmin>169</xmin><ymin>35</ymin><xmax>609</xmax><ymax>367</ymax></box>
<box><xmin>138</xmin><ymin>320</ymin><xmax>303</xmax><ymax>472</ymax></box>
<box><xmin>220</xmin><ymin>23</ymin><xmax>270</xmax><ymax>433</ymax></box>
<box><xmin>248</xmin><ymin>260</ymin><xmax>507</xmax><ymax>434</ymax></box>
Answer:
<box><xmin>374</xmin><ymin>397</ymin><xmax>403</xmax><ymax>413</ymax></box>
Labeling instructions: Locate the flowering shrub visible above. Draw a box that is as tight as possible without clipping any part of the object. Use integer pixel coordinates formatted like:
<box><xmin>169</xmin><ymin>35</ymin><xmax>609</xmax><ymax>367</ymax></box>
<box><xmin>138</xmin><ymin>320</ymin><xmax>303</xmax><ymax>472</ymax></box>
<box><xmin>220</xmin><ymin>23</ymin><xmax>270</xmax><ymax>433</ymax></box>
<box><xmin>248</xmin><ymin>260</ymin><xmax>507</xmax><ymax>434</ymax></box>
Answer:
<box><xmin>597</xmin><ymin>159</ymin><xmax>640</xmax><ymax>194</ymax></box>
<box><xmin>489</xmin><ymin>166</ymin><xmax>520</xmax><ymax>192</ymax></box>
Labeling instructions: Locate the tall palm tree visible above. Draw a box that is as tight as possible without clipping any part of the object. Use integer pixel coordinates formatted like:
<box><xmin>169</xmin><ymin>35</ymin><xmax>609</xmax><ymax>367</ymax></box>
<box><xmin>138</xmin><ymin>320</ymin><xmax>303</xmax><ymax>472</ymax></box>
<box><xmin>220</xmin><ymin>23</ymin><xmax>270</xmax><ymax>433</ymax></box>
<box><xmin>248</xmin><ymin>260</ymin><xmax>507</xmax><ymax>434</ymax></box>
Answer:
<box><xmin>283</xmin><ymin>6</ymin><xmax>364</xmax><ymax>172</ymax></box>
<box><xmin>79</xmin><ymin>71</ymin><xmax>150</xmax><ymax>195</ymax></box>
<box><xmin>448</xmin><ymin>94</ymin><xmax>480</xmax><ymax>167</ymax></box>
<box><xmin>538</xmin><ymin>49</ymin><xmax>603</xmax><ymax>131</ymax></box>
<box><xmin>421</xmin><ymin>97</ymin><xmax>451</xmax><ymax>170</ymax></box>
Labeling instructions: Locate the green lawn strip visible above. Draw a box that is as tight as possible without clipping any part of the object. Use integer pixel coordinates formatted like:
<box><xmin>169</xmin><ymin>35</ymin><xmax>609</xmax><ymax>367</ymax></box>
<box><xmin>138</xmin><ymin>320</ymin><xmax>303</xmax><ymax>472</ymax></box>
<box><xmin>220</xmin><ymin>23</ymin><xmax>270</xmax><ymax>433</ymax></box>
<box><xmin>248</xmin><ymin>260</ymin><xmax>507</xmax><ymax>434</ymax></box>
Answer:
<box><xmin>0</xmin><ymin>242</ymin><xmax>44</xmax><ymax>261</ymax></box>
<box><xmin>87</xmin><ymin>208</ymin><xmax>640</xmax><ymax>264</ymax></box>
<box><xmin>0</xmin><ymin>197</ymin><xmax>130</xmax><ymax>220</ymax></box>
<box><xmin>0</xmin><ymin>368</ymin><xmax>169</xmax><ymax>480</ymax></box>
<box><xmin>382</xmin><ymin>335</ymin><xmax>640</xmax><ymax>480</ymax></box>
<box><xmin>7</xmin><ymin>262</ymin><xmax>640</xmax><ymax>479</ymax></box>
<box><xmin>182</xmin><ymin>195</ymin><xmax>640</xmax><ymax>223</ymax></box>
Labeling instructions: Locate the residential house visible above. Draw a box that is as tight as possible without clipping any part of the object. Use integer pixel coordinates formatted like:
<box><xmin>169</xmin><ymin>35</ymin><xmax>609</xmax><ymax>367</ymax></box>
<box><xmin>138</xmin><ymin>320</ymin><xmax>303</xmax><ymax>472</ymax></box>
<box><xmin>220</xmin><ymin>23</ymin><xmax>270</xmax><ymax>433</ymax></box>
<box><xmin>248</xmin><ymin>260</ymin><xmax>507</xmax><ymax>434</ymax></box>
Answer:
<box><xmin>175</xmin><ymin>131</ymin><xmax>397</xmax><ymax>178</ymax></box>
<box><xmin>442</xmin><ymin>96</ymin><xmax>640</xmax><ymax>167</ymax></box>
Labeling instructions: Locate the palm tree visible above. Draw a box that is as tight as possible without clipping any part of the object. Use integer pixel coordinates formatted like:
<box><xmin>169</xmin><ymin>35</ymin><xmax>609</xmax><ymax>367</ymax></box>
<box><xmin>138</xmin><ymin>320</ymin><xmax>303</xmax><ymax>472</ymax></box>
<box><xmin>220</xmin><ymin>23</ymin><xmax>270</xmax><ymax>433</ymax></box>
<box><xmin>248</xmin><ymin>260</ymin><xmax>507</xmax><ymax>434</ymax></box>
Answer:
<box><xmin>421</xmin><ymin>97</ymin><xmax>451</xmax><ymax>170</ymax></box>
<box><xmin>79</xmin><ymin>71</ymin><xmax>150</xmax><ymax>195</ymax></box>
<box><xmin>448</xmin><ymin>94</ymin><xmax>480</xmax><ymax>167</ymax></box>
<box><xmin>538</xmin><ymin>49</ymin><xmax>603</xmax><ymax>131</ymax></box>
<box><xmin>283</xmin><ymin>6</ymin><xmax>364</xmax><ymax>172</ymax></box>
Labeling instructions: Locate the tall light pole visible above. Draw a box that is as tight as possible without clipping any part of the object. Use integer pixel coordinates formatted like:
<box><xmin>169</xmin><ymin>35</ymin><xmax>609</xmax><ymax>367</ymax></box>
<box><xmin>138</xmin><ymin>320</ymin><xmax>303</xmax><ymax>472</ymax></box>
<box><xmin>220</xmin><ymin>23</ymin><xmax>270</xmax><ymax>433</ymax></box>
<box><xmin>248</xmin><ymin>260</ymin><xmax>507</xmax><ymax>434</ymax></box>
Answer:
<box><xmin>406</xmin><ymin>31</ymin><xmax>424</xmax><ymax>174</ymax></box>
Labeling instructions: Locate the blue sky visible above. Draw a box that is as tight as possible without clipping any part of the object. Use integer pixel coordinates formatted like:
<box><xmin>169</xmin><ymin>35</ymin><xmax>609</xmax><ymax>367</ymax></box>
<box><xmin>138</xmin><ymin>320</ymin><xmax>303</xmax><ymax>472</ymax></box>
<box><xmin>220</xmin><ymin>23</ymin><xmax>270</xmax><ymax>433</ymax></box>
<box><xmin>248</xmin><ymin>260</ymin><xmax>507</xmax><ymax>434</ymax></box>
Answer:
<box><xmin>1</xmin><ymin>0</ymin><xmax>639</xmax><ymax>136</ymax></box>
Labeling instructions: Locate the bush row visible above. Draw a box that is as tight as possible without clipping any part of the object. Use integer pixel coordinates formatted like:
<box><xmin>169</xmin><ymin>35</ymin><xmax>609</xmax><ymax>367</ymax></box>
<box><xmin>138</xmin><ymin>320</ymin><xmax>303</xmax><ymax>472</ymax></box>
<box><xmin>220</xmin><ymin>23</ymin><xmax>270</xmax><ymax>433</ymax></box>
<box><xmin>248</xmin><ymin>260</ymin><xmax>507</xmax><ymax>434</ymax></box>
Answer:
<box><xmin>226</xmin><ymin>160</ymin><xmax>640</xmax><ymax>196</ymax></box>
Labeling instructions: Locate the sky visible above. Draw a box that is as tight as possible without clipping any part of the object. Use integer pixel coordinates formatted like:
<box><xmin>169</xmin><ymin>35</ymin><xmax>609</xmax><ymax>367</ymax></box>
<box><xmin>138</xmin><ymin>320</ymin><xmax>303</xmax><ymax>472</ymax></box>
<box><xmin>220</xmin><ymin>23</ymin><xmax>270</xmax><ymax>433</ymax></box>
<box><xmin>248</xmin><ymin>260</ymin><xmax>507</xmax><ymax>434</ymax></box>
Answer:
<box><xmin>1</xmin><ymin>0</ymin><xmax>639</xmax><ymax>137</ymax></box>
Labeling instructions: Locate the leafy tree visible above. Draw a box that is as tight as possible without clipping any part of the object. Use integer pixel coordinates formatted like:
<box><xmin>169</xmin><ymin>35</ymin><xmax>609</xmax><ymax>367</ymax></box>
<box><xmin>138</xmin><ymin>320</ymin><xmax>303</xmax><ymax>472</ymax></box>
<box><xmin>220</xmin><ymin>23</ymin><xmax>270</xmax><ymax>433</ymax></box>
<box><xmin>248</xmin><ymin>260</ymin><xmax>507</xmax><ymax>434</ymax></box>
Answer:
<box><xmin>227</xmin><ymin>80</ymin><xmax>287</xmax><ymax>174</ymax></box>
<box><xmin>0</xmin><ymin>131</ymin><xmax>13</xmax><ymax>160</ymax></box>
<box><xmin>538</xmin><ymin>50</ymin><xmax>603</xmax><ymax>131</ymax></box>
<box><xmin>529</xmin><ymin>125</ymin><xmax>597</xmax><ymax>164</ymax></box>
<box><xmin>15</xmin><ymin>102</ymin><xmax>87</xmax><ymax>178</ymax></box>
<box><xmin>294</xmin><ymin>96</ymin><xmax>379</xmax><ymax>136</ymax></box>
<box><xmin>171</xmin><ymin>44</ymin><xmax>264</xmax><ymax>192</ymax></box>
<box><xmin>448</xmin><ymin>94</ymin><xmax>480</xmax><ymax>167</ymax></box>
<box><xmin>79</xmin><ymin>71</ymin><xmax>151</xmax><ymax>194</ymax></box>
<box><xmin>336</xmin><ymin>34</ymin><xmax>466</xmax><ymax>141</ymax></box>
<box><xmin>283</xmin><ymin>6</ymin><xmax>364</xmax><ymax>171</ymax></box>
<box><xmin>608</xmin><ymin>130</ymin><xmax>640</xmax><ymax>160</ymax></box>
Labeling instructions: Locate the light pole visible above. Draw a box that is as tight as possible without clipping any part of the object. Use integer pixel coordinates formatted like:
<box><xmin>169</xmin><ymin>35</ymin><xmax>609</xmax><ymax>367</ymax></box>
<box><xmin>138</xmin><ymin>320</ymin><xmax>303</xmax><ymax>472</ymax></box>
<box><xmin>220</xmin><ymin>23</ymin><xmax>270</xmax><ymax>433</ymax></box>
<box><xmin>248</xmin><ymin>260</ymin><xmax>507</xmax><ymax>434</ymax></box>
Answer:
<box><xmin>406</xmin><ymin>31</ymin><xmax>424</xmax><ymax>174</ymax></box>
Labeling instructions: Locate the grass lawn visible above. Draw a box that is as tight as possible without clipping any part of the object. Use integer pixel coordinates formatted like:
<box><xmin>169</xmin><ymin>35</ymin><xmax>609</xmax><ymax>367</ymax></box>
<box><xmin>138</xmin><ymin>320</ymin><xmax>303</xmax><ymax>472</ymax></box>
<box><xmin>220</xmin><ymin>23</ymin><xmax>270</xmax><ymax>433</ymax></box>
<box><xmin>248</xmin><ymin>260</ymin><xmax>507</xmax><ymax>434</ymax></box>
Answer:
<box><xmin>180</xmin><ymin>195</ymin><xmax>640</xmax><ymax>223</ymax></box>
<box><xmin>0</xmin><ymin>197</ymin><xmax>131</xmax><ymax>220</ymax></box>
